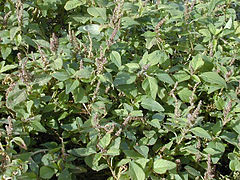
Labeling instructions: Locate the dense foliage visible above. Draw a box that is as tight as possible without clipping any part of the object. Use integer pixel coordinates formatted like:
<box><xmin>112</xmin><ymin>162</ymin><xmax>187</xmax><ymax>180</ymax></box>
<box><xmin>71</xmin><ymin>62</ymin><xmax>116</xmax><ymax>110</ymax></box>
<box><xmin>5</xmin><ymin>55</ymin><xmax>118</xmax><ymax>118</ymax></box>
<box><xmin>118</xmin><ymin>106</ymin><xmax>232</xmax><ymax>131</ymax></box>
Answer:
<box><xmin>0</xmin><ymin>0</ymin><xmax>240</xmax><ymax>179</ymax></box>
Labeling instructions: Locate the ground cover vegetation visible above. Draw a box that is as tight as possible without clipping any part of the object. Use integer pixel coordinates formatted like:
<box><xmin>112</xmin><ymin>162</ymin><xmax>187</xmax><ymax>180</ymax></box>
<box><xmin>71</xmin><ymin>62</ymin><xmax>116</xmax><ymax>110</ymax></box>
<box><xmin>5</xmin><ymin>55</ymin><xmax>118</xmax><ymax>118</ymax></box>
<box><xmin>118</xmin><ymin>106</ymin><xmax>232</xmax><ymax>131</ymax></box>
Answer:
<box><xmin>0</xmin><ymin>0</ymin><xmax>240</xmax><ymax>179</ymax></box>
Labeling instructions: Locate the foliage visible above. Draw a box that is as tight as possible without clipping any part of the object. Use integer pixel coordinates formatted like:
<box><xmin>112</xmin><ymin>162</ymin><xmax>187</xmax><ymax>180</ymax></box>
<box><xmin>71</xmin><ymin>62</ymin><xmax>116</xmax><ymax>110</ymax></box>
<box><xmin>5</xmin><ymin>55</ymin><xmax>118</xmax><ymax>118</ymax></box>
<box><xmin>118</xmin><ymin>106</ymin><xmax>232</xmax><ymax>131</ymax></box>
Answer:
<box><xmin>0</xmin><ymin>0</ymin><xmax>240</xmax><ymax>179</ymax></box>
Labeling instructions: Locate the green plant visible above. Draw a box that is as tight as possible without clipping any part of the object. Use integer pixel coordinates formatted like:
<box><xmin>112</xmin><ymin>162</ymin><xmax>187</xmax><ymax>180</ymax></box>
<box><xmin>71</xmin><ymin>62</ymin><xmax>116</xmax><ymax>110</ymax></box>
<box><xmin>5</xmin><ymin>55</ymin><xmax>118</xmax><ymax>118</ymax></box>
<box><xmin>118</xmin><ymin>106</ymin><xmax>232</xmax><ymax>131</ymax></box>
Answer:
<box><xmin>0</xmin><ymin>0</ymin><xmax>240</xmax><ymax>179</ymax></box>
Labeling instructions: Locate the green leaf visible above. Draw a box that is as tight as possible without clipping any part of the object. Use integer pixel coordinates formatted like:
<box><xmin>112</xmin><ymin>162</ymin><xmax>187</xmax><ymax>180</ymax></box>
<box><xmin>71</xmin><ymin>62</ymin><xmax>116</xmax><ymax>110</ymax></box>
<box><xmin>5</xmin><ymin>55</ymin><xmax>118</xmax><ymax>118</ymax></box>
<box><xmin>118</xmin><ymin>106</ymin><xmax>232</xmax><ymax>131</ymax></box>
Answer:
<box><xmin>124</xmin><ymin>63</ymin><xmax>140</xmax><ymax>72</ymax></box>
<box><xmin>110</xmin><ymin>51</ymin><xmax>121</xmax><ymax>68</ymax></box>
<box><xmin>58</xmin><ymin>169</ymin><xmax>71</xmax><ymax>180</ymax></box>
<box><xmin>0</xmin><ymin>64</ymin><xmax>17</xmax><ymax>73</ymax></box>
<box><xmin>129</xmin><ymin>161</ymin><xmax>145</xmax><ymax>180</ymax></box>
<box><xmin>64</xmin><ymin>0</ymin><xmax>86</xmax><ymax>11</ymax></box>
<box><xmin>40</xmin><ymin>166</ymin><xmax>55</xmax><ymax>179</ymax></box>
<box><xmin>34</xmin><ymin>39</ymin><xmax>50</xmax><ymax>48</ymax></box>
<box><xmin>156</xmin><ymin>73</ymin><xmax>175</xmax><ymax>85</ymax></box>
<box><xmin>1</xmin><ymin>46</ymin><xmax>12</xmax><ymax>60</ymax></box>
<box><xmin>208</xmin><ymin>23</ymin><xmax>216</xmax><ymax>35</ymax></box>
<box><xmin>230</xmin><ymin>159</ymin><xmax>240</xmax><ymax>171</ymax></box>
<box><xmin>147</xmin><ymin>50</ymin><xmax>167</xmax><ymax>66</ymax></box>
<box><xmin>184</xmin><ymin>166</ymin><xmax>201</xmax><ymax>177</ymax></box>
<box><xmin>153</xmin><ymin>159</ymin><xmax>176</xmax><ymax>174</ymax></box>
<box><xmin>220</xmin><ymin>131</ymin><xmax>238</xmax><ymax>146</ymax></box>
<box><xmin>99</xmin><ymin>133</ymin><xmax>111</xmax><ymax>149</ymax></box>
<box><xmin>52</xmin><ymin>71</ymin><xmax>70</xmax><ymax>81</ymax></box>
<box><xmin>18</xmin><ymin>172</ymin><xmax>37</xmax><ymax>180</ymax></box>
<box><xmin>75</xmin><ymin>68</ymin><xmax>92</xmax><ymax>79</ymax></box>
<box><xmin>15</xmin><ymin>34</ymin><xmax>22</xmax><ymax>46</ymax></box>
<box><xmin>173</xmin><ymin>71</ymin><xmax>190</xmax><ymax>83</ymax></box>
<box><xmin>83</xmin><ymin>24</ymin><xmax>101</xmax><ymax>35</ymax></box>
<box><xmin>145</xmin><ymin>37</ymin><xmax>157</xmax><ymax>49</ymax></box>
<box><xmin>68</xmin><ymin>147</ymin><xmax>96</xmax><ymax>157</ymax></box>
<box><xmin>130</xmin><ymin>110</ymin><xmax>143</xmax><ymax>117</ymax></box>
<box><xmin>117</xmin><ymin>159</ymin><xmax>131</xmax><ymax>167</ymax></box>
<box><xmin>208</xmin><ymin>0</ymin><xmax>218</xmax><ymax>14</ymax></box>
<box><xmin>147</xmin><ymin>76</ymin><xmax>158</xmax><ymax>100</ymax></box>
<box><xmin>190</xmin><ymin>55</ymin><xmax>204</xmax><ymax>71</ymax></box>
<box><xmin>107</xmin><ymin>137</ymin><xmax>121</xmax><ymax>156</ymax></box>
<box><xmin>225</xmin><ymin>17</ymin><xmax>232</xmax><ymax>29</ymax></box>
<box><xmin>122</xmin><ymin>17</ymin><xmax>140</xmax><ymax>28</ymax></box>
<box><xmin>12</xmin><ymin>137</ymin><xmax>27</xmax><ymax>150</ymax></box>
<box><xmin>117</xmin><ymin>84</ymin><xmax>138</xmax><ymax>97</ymax></box>
<box><xmin>114</xmin><ymin>72</ymin><xmax>136</xmax><ymax>86</ymax></box>
<box><xmin>6</xmin><ymin>85</ymin><xmax>27</xmax><ymax>110</ymax></box>
<box><xmin>135</xmin><ymin>158</ymin><xmax>149</xmax><ymax>169</ymax></box>
<box><xmin>199</xmin><ymin>29</ymin><xmax>211</xmax><ymax>38</ymax></box>
<box><xmin>10</xmin><ymin>27</ymin><xmax>20</xmax><ymax>40</ymax></box>
<box><xmin>65</xmin><ymin>79</ymin><xmax>79</xmax><ymax>94</ymax></box>
<box><xmin>23</xmin><ymin>35</ymin><xmax>37</xmax><ymax>48</ymax></box>
<box><xmin>30</xmin><ymin>120</ymin><xmax>47</xmax><ymax>133</ymax></box>
<box><xmin>72</xmin><ymin>87</ymin><xmax>87</xmax><ymax>103</ymax></box>
<box><xmin>52</xmin><ymin>58</ymin><xmax>63</xmax><ymax>70</ymax></box>
<box><xmin>84</xmin><ymin>154</ymin><xmax>108</xmax><ymax>171</ymax></box>
<box><xmin>200</xmin><ymin>72</ymin><xmax>227</xmax><ymax>88</ymax></box>
<box><xmin>134</xmin><ymin>145</ymin><xmax>149</xmax><ymax>158</ymax></box>
<box><xmin>141</xmin><ymin>97</ymin><xmax>164</xmax><ymax>112</ymax></box>
<box><xmin>178</xmin><ymin>88</ymin><xmax>195</xmax><ymax>103</ymax></box>
<box><xmin>191</xmin><ymin>127</ymin><xmax>212</xmax><ymax>140</ymax></box>
<box><xmin>34</xmin><ymin>73</ymin><xmax>52</xmax><ymax>86</ymax></box>
<box><xmin>87</xmin><ymin>7</ymin><xmax>107</xmax><ymax>21</ymax></box>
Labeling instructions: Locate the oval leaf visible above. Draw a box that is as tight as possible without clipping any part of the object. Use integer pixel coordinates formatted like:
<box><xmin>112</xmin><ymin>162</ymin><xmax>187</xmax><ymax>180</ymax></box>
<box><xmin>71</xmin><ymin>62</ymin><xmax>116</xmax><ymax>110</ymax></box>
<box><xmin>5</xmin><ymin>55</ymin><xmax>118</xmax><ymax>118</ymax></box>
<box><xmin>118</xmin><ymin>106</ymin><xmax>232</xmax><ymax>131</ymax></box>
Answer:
<box><xmin>153</xmin><ymin>159</ymin><xmax>176</xmax><ymax>174</ymax></box>
<box><xmin>64</xmin><ymin>0</ymin><xmax>85</xmax><ymax>11</ymax></box>
<box><xmin>191</xmin><ymin>127</ymin><xmax>212</xmax><ymax>140</ymax></box>
<box><xmin>40</xmin><ymin>166</ymin><xmax>55</xmax><ymax>179</ymax></box>
<box><xmin>200</xmin><ymin>72</ymin><xmax>226</xmax><ymax>88</ymax></box>
<box><xmin>110</xmin><ymin>51</ymin><xmax>121</xmax><ymax>68</ymax></box>
<box><xmin>129</xmin><ymin>161</ymin><xmax>145</xmax><ymax>180</ymax></box>
<box><xmin>141</xmin><ymin>97</ymin><xmax>164</xmax><ymax>112</ymax></box>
